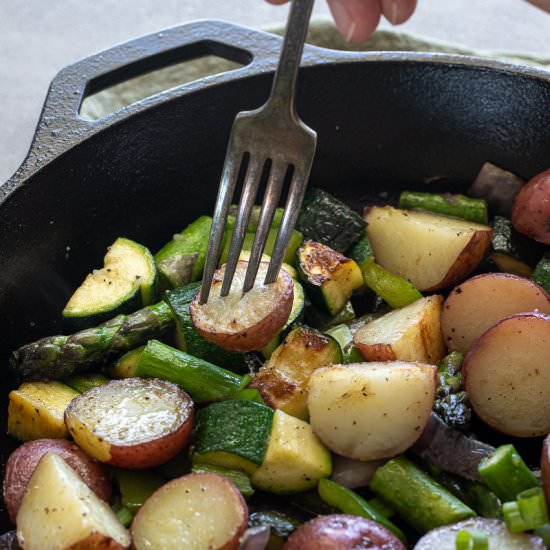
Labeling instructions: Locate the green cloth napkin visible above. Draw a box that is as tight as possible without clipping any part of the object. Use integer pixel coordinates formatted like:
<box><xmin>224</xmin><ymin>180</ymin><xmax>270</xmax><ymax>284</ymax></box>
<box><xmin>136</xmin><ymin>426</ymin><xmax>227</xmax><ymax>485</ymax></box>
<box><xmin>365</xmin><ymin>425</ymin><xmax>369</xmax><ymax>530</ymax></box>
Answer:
<box><xmin>81</xmin><ymin>19</ymin><xmax>550</xmax><ymax>120</ymax></box>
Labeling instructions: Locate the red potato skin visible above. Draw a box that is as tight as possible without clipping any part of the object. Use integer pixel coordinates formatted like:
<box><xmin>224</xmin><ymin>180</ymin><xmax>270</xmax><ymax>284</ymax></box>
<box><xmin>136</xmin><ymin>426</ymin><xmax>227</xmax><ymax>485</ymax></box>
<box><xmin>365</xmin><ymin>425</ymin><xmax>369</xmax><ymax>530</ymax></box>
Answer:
<box><xmin>542</xmin><ymin>435</ymin><xmax>550</xmax><ymax>508</ymax></box>
<box><xmin>512</xmin><ymin>168</ymin><xmax>550</xmax><ymax>245</ymax></box>
<box><xmin>283</xmin><ymin>514</ymin><xmax>405</xmax><ymax>550</ymax></box>
<box><xmin>3</xmin><ymin>438</ymin><xmax>111</xmax><ymax>524</ymax></box>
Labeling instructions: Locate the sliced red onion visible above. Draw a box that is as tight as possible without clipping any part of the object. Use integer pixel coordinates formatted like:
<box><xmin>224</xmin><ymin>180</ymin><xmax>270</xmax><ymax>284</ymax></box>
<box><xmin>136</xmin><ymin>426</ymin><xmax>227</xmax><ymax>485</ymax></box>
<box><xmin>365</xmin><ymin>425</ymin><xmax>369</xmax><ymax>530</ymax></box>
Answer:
<box><xmin>468</xmin><ymin>162</ymin><xmax>525</xmax><ymax>216</ymax></box>
<box><xmin>412</xmin><ymin>413</ymin><xmax>495</xmax><ymax>481</ymax></box>
<box><xmin>239</xmin><ymin>526</ymin><xmax>270</xmax><ymax>550</ymax></box>
<box><xmin>330</xmin><ymin>455</ymin><xmax>386</xmax><ymax>489</ymax></box>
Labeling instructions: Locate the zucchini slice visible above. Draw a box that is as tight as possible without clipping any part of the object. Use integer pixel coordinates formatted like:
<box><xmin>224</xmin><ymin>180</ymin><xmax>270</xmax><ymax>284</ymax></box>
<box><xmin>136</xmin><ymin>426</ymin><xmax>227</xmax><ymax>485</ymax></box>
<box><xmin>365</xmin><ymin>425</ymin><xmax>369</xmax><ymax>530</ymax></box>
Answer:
<box><xmin>297</xmin><ymin>240</ymin><xmax>363</xmax><ymax>317</ymax></box>
<box><xmin>63</xmin><ymin>237</ymin><xmax>157</xmax><ymax>328</ymax></box>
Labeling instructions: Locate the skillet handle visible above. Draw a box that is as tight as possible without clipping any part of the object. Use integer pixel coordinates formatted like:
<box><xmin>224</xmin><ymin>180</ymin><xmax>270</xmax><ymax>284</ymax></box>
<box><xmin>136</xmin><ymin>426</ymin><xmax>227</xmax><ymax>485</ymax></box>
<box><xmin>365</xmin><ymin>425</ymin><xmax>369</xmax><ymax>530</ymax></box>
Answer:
<box><xmin>17</xmin><ymin>20</ymin><xmax>296</xmax><ymax>178</ymax></box>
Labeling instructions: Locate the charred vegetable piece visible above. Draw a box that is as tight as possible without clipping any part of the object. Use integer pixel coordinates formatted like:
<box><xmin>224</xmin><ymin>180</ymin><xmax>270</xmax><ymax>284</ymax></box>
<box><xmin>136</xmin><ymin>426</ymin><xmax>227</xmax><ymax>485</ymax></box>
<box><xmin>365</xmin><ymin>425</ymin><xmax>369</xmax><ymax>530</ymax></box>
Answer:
<box><xmin>297</xmin><ymin>240</ymin><xmax>363</xmax><ymax>317</ymax></box>
<box><xmin>135</xmin><ymin>340</ymin><xmax>246</xmax><ymax>403</ymax></box>
<box><xmin>114</xmin><ymin>469</ymin><xmax>164</xmax><ymax>515</ymax></box>
<box><xmin>106</xmin><ymin>345</ymin><xmax>144</xmax><ymax>378</ymax></box>
<box><xmin>369</xmin><ymin>456</ymin><xmax>475</xmax><ymax>532</ymax></box>
<box><xmin>62</xmin><ymin>372</ymin><xmax>109</xmax><ymax>393</ymax></box>
<box><xmin>10</xmin><ymin>300</ymin><xmax>174</xmax><ymax>381</ymax></box>
<box><xmin>399</xmin><ymin>191</ymin><xmax>488</xmax><ymax>225</ymax></box>
<box><xmin>154</xmin><ymin>215</ymin><xmax>211</xmax><ymax>289</ymax></box>
<box><xmin>63</xmin><ymin>237</ymin><xmax>157</xmax><ymax>329</ymax></box>
<box><xmin>191</xmin><ymin>463</ymin><xmax>254</xmax><ymax>497</ymax></box>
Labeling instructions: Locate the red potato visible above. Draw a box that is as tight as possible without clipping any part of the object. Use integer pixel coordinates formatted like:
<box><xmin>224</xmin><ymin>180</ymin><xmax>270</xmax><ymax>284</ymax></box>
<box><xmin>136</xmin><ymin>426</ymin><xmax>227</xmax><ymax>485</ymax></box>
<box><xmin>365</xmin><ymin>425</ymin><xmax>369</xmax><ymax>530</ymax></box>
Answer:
<box><xmin>441</xmin><ymin>273</ymin><xmax>550</xmax><ymax>353</ymax></box>
<box><xmin>131</xmin><ymin>473</ymin><xmax>248</xmax><ymax>550</ymax></box>
<box><xmin>512</xmin><ymin>167</ymin><xmax>550</xmax><ymax>245</ymax></box>
<box><xmin>191</xmin><ymin>260</ymin><xmax>294</xmax><ymax>352</ymax></box>
<box><xmin>283</xmin><ymin>514</ymin><xmax>405</xmax><ymax>550</ymax></box>
<box><xmin>65</xmin><ymin>378</ymin><xmax>194</xmax><ymax>469</ymax></box>
<box><xmin>463</xmin><ymin>312</ymin><xmax>550</xmax><ymax>437</ymax></box>
<box><xmin>3</xmin><ymin>438</ymin><xmax>111</xmax><ymax>524</ymax></box>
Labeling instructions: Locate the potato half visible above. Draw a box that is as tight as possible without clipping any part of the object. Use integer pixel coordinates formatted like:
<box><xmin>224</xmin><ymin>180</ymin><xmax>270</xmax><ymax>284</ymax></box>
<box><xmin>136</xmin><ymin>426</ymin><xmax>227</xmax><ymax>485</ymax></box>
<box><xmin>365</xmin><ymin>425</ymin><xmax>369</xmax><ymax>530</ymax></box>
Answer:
<box><xmin>365</xmin><ymin>206</ymin><xmax>492</xmax><ymax>291</ymax></box>
<box><xmin>191</xmin><ymin>260</ymin><xmax>294</xmax><ymax>351</ymax></box>
<box><xmin>131</xmin><ymin>473</ymin><xmax>248</xmax><ymax>550</ymax></box>
<box><xmin>463</xmin><ymin>312</ymin><xmax>550</xmax><ymax>437</ymax></box>
<box><xmin>441</xmin><ymin>273</ymin><xmax>550</xmax><ymax>353</ymax></box>
<box><xmin>65</xmin><ymin>378</ymin><xmax>194</xmax><ymax>468</ymax></box>
<box><xmin>353</xmin><ymin>295</ymin><xmax>445</xmax><ymax>364</ymax></box>
<box><xmin>307</xmin><ymin>362</ymin><xmax>437</xmax><ymax>460</ymax></box>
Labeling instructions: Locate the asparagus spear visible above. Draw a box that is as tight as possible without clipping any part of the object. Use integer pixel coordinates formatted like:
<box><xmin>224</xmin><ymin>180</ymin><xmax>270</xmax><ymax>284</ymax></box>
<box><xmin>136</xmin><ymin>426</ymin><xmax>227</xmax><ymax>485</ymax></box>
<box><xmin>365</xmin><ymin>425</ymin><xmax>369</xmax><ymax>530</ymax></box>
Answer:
<box><xmin>9</xmin><ymin>301</ymin><xmax>174</xmax><ymax>381</ymax></box>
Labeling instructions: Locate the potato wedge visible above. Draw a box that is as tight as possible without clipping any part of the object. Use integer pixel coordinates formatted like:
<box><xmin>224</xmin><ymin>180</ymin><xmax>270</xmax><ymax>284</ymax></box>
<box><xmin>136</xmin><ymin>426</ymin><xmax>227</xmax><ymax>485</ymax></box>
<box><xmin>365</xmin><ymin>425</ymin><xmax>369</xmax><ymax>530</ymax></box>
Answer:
<box><xmin>463</xmin><ymin>312</ymin><xmax>550</xmax><ymax>437</ymax></box>
<box><xmin>365</xmin><ymin>206</ymin><xmax>492</xmax><ymax>291</ymax></box>
<box><xmin>65</xmin><ymin>378</ymin><xmax>194</xmax><ymax>468</ymax></box>
<box><xmin>283</xmin><ymin>514</ymin><xmax>405</xmax><ymax>550</ymax></box>
<box><xmin>190</xmin><ymin>260</ymin><xmax>294</xmax><ymax>351</ymax></box>
<box><xmin>3</xmin><ymin>438</ymin><xmax>111</xmax><ymax>523</ymax></box>
<box><xmin>353</xmin><ymin>295</ymin><xmax>445</xmax><ymax>364</ymax></box>
<box><xmin>16</xmin><ymin>452</ymin><xmax>130</xmax><ymax>550</ymax></box>
<box><xmin>441</xmin><ymin>273</ymin><xmax>550</xmax><ymax>353</ymax></box>
<box><xmin>131</xmin><ymin>473</ymin><xmax>248</xmax><ymax>550</ymax></box>
<box><xmin>307</xmin><ymin>362</ymin><xmax>437</xmax><ymax>460</ymax></box>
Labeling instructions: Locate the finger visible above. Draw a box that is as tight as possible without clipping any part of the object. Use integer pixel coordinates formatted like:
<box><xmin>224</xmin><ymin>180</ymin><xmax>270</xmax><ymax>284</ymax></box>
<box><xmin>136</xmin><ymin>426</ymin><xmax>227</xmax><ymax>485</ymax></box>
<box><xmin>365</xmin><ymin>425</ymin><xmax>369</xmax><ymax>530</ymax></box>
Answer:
<box><xmin>526</xmin><ymin>0</ymin><xmax>550</xmax><ymax>12</ymax></box>
<box><xmin>327</xmin><ymin>0</ymin><xmax>382</xmax><ymax>43</ymax></box>
<box><xmin>381</xmin><ymin>0</ymin><xmax>418</xmax><ymax>25</ymax></box>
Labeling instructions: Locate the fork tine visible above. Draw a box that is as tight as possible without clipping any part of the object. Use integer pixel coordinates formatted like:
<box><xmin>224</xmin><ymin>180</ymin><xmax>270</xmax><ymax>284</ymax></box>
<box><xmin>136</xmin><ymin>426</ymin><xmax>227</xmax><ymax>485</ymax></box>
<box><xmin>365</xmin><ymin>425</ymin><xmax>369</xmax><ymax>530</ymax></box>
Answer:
<box><xmin>220</xmin><ymin>157</ymin><xmax>263</xmax><ymax>297</ymax></box>
<box><xmin>199</xmin><ymin>148</ymin><xmax>243</xmax><ymax>304</ymax></box>
<box><xmin>264</xmin><ymin>163</ymin><xmax>310</xmax><ymax>285</ymax></box>
<box><xmin>242</xmin><ymin>160</ymin><xmax>288</xmax><ymax>293</ymax></box>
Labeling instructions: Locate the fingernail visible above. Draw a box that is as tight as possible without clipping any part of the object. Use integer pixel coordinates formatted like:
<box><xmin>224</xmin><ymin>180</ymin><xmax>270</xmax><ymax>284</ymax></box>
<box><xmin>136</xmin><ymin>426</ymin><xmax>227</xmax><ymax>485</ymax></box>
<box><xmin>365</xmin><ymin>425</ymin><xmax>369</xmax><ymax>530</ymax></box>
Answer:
<box><xmin>329</xmin><ymin>0</ymin><xmax>357</xmax><ymax>42</ymax></box>
<box><xmin>389</xmin><ymin>0</ymin><xmax>398</xmax><ymax>24</ymax></box>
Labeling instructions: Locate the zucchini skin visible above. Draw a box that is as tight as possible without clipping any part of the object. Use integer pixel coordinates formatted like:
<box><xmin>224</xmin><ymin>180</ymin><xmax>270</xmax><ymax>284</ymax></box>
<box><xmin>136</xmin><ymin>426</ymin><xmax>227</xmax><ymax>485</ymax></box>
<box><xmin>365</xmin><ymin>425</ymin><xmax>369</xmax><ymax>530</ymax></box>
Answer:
<box><xmin>532</xmin><ymin>251</ymin><xmax>550</xmax><ymax>295</ymax></box>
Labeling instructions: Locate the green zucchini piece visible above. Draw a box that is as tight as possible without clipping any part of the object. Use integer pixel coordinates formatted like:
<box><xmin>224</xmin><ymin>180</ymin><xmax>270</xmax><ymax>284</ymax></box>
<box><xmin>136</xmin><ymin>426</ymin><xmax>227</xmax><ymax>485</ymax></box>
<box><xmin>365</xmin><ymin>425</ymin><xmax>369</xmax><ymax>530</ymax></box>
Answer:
<box><xmin>296</xmin><ymin>188</ymin><xmax>366</xmax><ymax>252</ymax></box>
<box><xmin>297</xmin><ymin>240</ymin><xmax>363</xmax><ymax>316</ymax></box>
<box><xmin>63</xmin><ymin>237</ymin><xmax>158</xmax><ymax>328</ymax></box>
<box><xmin>62</xmin><ymin>373</ymin><xmax>109</xmax><ymax>393</ymax></box>
<box><xmin>251</xmin><ymin>410</ymin><xmax>332</xmax><ymax>493</ymax></box>
<box><xmin>304</xmin><ymin>300</ymin><xmax>356</xmax><ymax>331</ymax></box>
<box><xmin>154</xmin><ymin>215</ymin><xmax>211</xmax><ymax>289</ymax></box>
<box><xmin>228</xmin><ymin>205</ymin><xmax>284</xmax><ymax>232</ymax></box>
<box><xmin>164</xmin><ymin>282</ymin><xmax>248</xmax><ymax>373</ymax></box>
<box><xmin>135</xmin><ymin>339</ymin><xmax>246</xmax><ymax>403</ymax></box>
<box><xmin>248</xmin><ymin>511</ymin><xmax>300</xmax><ymax>539</ymax></box>
<box><xmin>369</xmin><ymin>456</ymin><xmax>476</xmax><ymax>532</ymax></box>
<box><xmin>491</xmin><ymin>216</ymin><xmax>536</xmax><ymax>277</ymax></box>
<box><xmin>325</xmin><ymin>324</ymin><xmax>363</xmax><ymax>363</ymax></box>
<box><xmin>114</xmin><ymin>469</ymin><xmax>164</xmax><ymax>515</ymax></box>
<box><xmin>532</xmin><ymin>251</ymin><xmax>550</xmax><ymax>295</ymax></box>
<box><xmin>105</xmin><ymin>346</ymin><xmax>144</xmax><ymax>378</ymax></box>
<box><xmin>192</xmin><ymin>399</ymin><xmax>274</xmax><ymax>475</ymax></box>
<box><xmin>399</xmin><ymin>191</ymin><xmax>488</xmax><ymax>225</ymax></box>
<box><xmin>191</xmin><ymin>463</ymin><xmax>255</xmax><ymax>498</ymax></box>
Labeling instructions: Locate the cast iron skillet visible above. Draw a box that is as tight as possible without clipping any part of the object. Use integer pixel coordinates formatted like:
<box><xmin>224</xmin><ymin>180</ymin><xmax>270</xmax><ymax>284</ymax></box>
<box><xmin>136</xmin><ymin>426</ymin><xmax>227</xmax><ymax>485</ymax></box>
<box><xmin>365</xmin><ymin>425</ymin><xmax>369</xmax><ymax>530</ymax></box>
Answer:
<box><xmin>2</xmin><ymin>19</ymin><xmax>550</xmax><ymax>533</ymax></box>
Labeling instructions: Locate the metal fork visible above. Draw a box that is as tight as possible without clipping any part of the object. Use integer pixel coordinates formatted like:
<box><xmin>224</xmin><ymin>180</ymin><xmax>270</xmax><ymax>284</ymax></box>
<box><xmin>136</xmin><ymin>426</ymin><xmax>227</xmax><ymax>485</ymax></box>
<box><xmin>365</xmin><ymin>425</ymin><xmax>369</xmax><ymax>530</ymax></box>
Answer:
<box><xmin>199</xmin><ymin>0</ymin><xmax>316</xmax><ymax>304</ymax></box>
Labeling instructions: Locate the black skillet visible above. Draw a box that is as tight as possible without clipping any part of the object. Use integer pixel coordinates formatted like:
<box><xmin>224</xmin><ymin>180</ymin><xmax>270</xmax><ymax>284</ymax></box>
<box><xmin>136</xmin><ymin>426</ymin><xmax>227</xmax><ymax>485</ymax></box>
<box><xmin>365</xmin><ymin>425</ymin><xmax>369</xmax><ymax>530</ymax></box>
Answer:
<box><xmin>1</xmin><ymin>19</ymin><xmax>550</xmax><ymax>534</ymax></box>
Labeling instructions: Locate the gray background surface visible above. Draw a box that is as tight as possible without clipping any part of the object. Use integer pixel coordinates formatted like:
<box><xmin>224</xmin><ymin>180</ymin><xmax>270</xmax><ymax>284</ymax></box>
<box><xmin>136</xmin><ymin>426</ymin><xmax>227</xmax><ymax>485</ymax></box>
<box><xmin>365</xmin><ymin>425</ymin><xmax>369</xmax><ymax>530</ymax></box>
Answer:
<box><xmin>1</xmin><ymin>0</ymin><xmax>550</xmax><ymax>183</ymax></box>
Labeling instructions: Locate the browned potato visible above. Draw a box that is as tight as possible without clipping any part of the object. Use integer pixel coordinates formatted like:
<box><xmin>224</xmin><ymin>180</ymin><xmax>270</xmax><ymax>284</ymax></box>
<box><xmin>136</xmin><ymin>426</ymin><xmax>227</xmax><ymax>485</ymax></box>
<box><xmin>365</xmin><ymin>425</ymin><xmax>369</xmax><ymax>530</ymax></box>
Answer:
<box><xmin>353</xmin><ymin>295</ymin><xmax>445</xmax><ymax>364</ymax></box>
<box><xmin>3</xmin><ymin>438</ymin><xmax>111</xmax><ymax>524</ymax></box>
<box><xmin>512</xmin><ymin>167</ymin><xmax>550</xmax><ymax>245</ymax></box>
<box><xmin>365</xmin><ymin>206</ymin><xmax>492</xmax><ymax>292</ymax></box>
<box><xmin>441</xmin><ymin>273</ymin><xmax>550</xmax><ymax>353</ymax></box>
<box><xmin>542</xmin><ymin>434</ymin><xmax>550</xmax><ymax>507</ymax></box>
<box><xmin>463</xmin><ymin>312</ymin><xmax>550</xmax><ymax>437</ymax></box>
<box><xmin>283</xmin><ymin>514</ymin><xmax>405</xmax><ymax>550</ymax></box>
<box><xmin>131</xmin><ymin>473</ymin><xmax>248</xmax><ymax>550</ymax></box>
<box><xmin>191</xmin><ymin>260</ymin><xmax>294</xmax><ymax>351</ymax></box>
<box><xmin>65</xmin><ymin>378</ymin><xmax>194</xmax><ymax>468</ymax></box>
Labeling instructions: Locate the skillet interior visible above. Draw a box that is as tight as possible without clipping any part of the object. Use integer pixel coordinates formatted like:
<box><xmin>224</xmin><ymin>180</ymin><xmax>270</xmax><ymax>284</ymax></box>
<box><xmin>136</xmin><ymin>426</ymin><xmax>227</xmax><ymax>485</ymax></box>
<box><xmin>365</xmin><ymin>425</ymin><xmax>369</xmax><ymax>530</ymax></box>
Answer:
<box><xmin>2</xmin><ymin>51</ymin><xmax>550</xmax><ymax>532</ymax></box>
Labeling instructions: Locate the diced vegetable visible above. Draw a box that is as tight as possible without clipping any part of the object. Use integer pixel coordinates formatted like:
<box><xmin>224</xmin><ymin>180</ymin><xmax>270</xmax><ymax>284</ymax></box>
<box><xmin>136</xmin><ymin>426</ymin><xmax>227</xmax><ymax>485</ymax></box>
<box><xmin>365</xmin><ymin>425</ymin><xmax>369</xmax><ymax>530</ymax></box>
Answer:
<box><xmin>114</xmin><ymin>469</ymin><xmax>164</xmax><ymax>515</ymax></box>
<box><xmin>463</xmin><ymin>312</ymin><xmax>550</xmax><ymax>437</ymax></box>
<box><xmin>365</xmin><ymin>206</ymin><xmax>492</xmax><ymax>292</ymax></box>
<box><xmin>491</xmin><ymin>216</ymin><xmax>534</xmax><ymax>277</ymax></box>
<box><xmin>441</xmin><ymin>273</ymin><xmax>550</xmax><ymax>353</ymax></box>
<box><xmin>191</xmin><ymin>463</ymin><xmax>254</xmax><ymax>498</ymax></box>
<box><xmin>63</xmin><ymin>237</ymin><xmax>157</xmax><ymax>328</ymax></box>
<box><xmin>192</xmin><ymin>399</ymin><xmax>274</xmax><ymax>475</ymax></box>
<box><xmin>369</xmin><ymin>456</ymin><xmax>475</xmax><ymax>532</ymax></box>
<box><xmin>297</xmin><ymin>240</ymin><xmax>363</xmax><ymax>317</ymax></box>
<box><xmin>8</xmin><ymin>381</ymin><xmax>78</xmax><ymax>441</ymax></box>
<box><xmin>190</xmin><ymin>260</ymin><xmax>294</xmax><ymax>351</ymax></box>
<box><xmin>307</xmin><ymin>362</ymin><xmax>436</xmax><ymax>460</ymax></box>
<box><xmin>297</xmin><ymin>188</ymin><xmax>366</xmax><ymax>252</ymax></box>
<box><xmin>248</xmin><ymin>510</ymin><xmax>300</xmax><ymax>542</ymax></box>
<box><xmin>106</xmin><ymin>345</ymin><xmax>144</xmax><ymax>378</ymax></box>
<box><xmin>353</xmin><ymin>295</ymin><xmax>445</xmax><ymax>364</ymax></box>
<box><xmin>61</xmin><ymin>372</ymin><xmax>109</xmax><ymax>393</ymax></box>
<box><xmin>250</xmin><ymin>410</ymin><xmax>332</xmax><ymax>493</ymax></box>
<box><xmin>304</xmin><ymin>300</ymin><xmax>356</xmax><ymax>332</ymax></box>
<box><xmin>250</xmin><ymin>326</ymin><xmax>342</xmax><ymax>419</ymax></box>
<box><xmin>131</xmin><ymin>473</ymin><xmax>248</xmax><ymax>550</ymax></box>
<box><xmin>16</xmin><ymin>453</ymin><xmax>131</xmax><ymax>550</ymax></box>
<box><xmin>65</xmin><ymin>378</ymin><xmax>194</xmax><ymax>468</ymax></box>
<box><xmin>532</xmin><ymin>251</ymin><xmax>550</xmax><ymax>295</ymax></box>
<box><xmin>503</xmin><ymin>487</ymin><xmax>548</xmax><ymax>532</ymax></box>
<box><xmin>399</xmin><ymin>191</ymin><xmax>488</xmax><ymax>224</ymax></box>
<box><xmin>154</xmin><ymin>215</ymin><xmax>211</xmax><ymax>288</ymax></box>
<box><xmin>325</xmin><ymin>324</ymin><xmax>363</xmax><ymax>364</ymax></box>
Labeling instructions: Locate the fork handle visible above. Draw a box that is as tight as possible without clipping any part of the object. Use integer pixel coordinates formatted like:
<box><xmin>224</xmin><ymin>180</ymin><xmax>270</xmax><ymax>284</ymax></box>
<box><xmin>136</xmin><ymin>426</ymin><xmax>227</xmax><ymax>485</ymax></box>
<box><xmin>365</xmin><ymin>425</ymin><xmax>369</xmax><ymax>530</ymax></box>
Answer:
<box><xmin>268</xmin><ymin>0</ymin><xmax>315</xmax><ymax>116</ymax></box>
